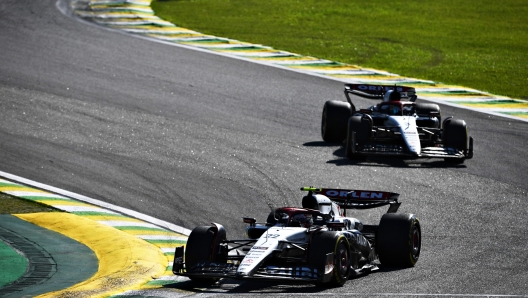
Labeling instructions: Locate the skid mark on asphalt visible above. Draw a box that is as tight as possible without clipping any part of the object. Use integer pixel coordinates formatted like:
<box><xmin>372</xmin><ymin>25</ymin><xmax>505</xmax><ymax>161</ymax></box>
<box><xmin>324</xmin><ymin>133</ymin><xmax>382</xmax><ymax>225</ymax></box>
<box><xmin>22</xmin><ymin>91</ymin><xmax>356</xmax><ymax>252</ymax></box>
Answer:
<box><xmin>0</xmin><ymin>178</ymin><xmax>186</xmax><ymax>293</ymax></box>
<box><xmin>68</xmin><ymin>0</ymin><xmax>528</xmax><ymax>122</ymax></box>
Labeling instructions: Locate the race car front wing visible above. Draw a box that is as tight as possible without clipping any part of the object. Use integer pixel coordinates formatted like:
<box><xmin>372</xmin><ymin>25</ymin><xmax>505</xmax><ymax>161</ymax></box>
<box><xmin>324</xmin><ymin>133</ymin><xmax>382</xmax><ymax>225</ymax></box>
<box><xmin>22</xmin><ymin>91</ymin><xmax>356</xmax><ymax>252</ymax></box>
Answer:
<box><xmin>172</xmin><ymin>246</ymin><xmax>335</xmax><ymax>283</ymax></box>
<box><xmin>353</xmin><ymin>136</ymin><xmax>473</xmax><ymax>159</ymax></box>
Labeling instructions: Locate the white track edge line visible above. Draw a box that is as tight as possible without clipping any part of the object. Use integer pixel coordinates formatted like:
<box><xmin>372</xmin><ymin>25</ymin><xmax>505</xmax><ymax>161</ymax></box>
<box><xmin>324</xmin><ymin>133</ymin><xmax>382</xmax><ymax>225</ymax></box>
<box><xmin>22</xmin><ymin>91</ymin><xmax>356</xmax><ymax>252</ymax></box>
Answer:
<box><xmin>0</xmin><ymin>170</ymin><xmax>191</xmax><ymax>235</ymax></box>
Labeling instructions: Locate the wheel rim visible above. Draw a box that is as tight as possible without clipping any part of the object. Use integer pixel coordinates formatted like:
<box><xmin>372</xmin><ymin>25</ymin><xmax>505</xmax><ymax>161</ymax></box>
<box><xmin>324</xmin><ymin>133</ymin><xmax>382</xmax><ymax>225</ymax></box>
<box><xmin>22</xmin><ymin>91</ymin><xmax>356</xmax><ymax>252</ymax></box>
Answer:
<box><xmin>411</xmin><ymin>225</ymin><xmax>421</xmax><ymax>260</ymax></box>
<box><xmin>336</xmin><ymin>242</ymin><xmax>349</xmax><ymax>278</ymax></box>
<box><xmin>321</xmin><ymin>107</ymin><xmax>327</xmax><ymax>137</ymax></box>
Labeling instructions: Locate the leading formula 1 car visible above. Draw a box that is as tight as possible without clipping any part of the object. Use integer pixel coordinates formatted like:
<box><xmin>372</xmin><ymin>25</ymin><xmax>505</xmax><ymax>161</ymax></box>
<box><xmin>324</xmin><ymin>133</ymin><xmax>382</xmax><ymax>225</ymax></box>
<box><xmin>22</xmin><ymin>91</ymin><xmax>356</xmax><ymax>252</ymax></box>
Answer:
<box><xmin>321</xmin><ymin>83</ymin><xmax>473</xmax><ymax>163</ymax></box>
<box><xmin>172</xmin><ymin>187</ymin><xmax>421</xmax><ymax>287</ymax></box>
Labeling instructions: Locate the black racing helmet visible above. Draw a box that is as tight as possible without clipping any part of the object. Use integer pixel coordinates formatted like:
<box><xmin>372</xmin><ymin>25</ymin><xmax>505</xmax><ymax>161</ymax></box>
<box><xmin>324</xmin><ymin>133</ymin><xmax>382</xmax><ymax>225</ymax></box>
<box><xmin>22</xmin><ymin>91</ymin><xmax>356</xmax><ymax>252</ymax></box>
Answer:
<box><xmin>384</xmin><ymin>89</ymin><xmax>401</xmax><ymax>102</ymax></box>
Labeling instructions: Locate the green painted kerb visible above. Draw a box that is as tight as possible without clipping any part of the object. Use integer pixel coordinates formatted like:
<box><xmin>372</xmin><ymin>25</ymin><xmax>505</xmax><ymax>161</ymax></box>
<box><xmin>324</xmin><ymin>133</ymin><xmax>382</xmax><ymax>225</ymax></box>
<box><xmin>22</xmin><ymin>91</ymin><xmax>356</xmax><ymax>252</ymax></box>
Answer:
<box><xmin>0</xmin><ymin>239</ymin><xmax>27</xmax><ymax>287</ymax></box>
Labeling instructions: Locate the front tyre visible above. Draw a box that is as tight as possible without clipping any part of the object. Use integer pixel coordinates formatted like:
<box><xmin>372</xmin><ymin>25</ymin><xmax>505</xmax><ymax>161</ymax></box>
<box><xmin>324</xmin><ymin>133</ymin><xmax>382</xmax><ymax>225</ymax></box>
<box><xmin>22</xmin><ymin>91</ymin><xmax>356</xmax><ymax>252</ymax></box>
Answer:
<box><xmin>346</xmin><ymin>115</ymin><xmax>370</xmax><ymax>160</ymax></box>
<box><xmin>321</xmin><ymin>100</ymin><xmax>353</xmax><ymax>143</ymax></box>
<box><xmin>309</xmin><ymin>231</ymin><xmax>351</xmax><ymax>287</ymax></box>
<box><xmin>443</xmin><ymin>118</ymin><xmax>468</xmax><ymax>164</ymax></box>
<box><xmin>185</xmin><ymin>225</ymin><xmax>226</xmax><ymax>284</ymax></box>
<box><xmin>376</xmin><ymin>213</ymin><xmax>421</xmax><ymax>267</ymax></box>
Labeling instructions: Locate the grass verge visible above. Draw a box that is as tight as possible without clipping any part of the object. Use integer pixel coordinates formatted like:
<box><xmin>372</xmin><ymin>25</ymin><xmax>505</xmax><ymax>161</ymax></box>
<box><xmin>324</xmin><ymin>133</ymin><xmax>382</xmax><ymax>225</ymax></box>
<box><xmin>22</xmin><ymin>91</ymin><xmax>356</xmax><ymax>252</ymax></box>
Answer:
<box><xmin>152</xmin><ymin>0</ymin><xmax>528</xmax><ymax>99</ymax></box>
<box><xmin>0</xmin><ymin>193</ymin><xmax>58</xmax><ymax>214</ymax></box>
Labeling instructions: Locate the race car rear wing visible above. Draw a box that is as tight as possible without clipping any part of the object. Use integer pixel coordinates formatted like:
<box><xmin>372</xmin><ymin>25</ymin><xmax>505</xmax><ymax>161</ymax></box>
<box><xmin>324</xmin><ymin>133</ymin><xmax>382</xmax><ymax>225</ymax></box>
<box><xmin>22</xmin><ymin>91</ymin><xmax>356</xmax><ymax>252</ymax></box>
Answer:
<box><xmin>301</xmin><ymin>187</ymin><xmax>401</xmax><ymax>214</ymax></box>
<box><xmin>344</xmin><ymin>83</ymin><xmax>417</xmax><ymax>103</ymax></box>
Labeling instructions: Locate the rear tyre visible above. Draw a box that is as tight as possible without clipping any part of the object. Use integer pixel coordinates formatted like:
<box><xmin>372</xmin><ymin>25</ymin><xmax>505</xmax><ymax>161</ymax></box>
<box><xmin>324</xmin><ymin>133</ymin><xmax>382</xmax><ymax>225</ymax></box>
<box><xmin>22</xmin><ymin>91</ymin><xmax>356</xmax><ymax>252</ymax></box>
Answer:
<box><xmin>345</xmin><ymin>116</ymin><xmax>370</xmax><ymax>160</ymax></box>
<box><xmin>415</xmin><ymin>103</ymin><xmax>441</xmax><ymax>128</ymax></box>
<box><xmin>321</xmin><ymin>100</ymin><xmax>353</xmax><ymax>143</ymax></box>
<box><xmin>185</xmin><ymin>226</ymin><xmax>224</xmax><ymax>284</ymax></box>
<box><xmin>376</xmin><ymin>213</ymin><xmax>421</xmax><ymax>267</ymax></box>
<box><xmin>443</xmin><ymin>118</ymin><xmax>468</xmax><ymax>164</ymax></box>
<box><xmin>309</xmin><ymin>231</ymin><xmax>350</xmax><ymax>287</ymax></box>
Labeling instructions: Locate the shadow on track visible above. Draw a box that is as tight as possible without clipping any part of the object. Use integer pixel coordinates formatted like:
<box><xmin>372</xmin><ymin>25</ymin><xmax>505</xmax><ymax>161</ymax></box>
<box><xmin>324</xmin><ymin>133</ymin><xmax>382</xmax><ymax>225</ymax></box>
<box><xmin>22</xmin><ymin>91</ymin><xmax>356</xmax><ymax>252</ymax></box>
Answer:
<box><xmin>303</xmin><ymin>141</ymin><xmax>468</xmax><ymax>169</ymax></box>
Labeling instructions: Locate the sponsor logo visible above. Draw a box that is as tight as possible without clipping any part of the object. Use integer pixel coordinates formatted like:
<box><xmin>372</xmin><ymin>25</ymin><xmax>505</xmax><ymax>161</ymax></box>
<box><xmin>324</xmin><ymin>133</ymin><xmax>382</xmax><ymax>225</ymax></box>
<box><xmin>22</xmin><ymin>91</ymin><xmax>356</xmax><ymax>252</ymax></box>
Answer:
<box><xmin>252</xmin><ymin>246</ymin><xmax>269</xmax><ymax>250</ymax></box>
<box><xmin>196</xmin><ymin>262</ymin><xmax>234</xmax><ymax>268</ymax></box>
<box><xmin>324</xmin><ymin>190</ymin><xmax>350</xmax><ymax>198</ymax></box>
<box><xmin>266</xmin><ymin>234</ymin><xmax>280</xmax><ymax>239</ymax></box>
<box><xmin>248</xmin><ymin>251</ymin><xmax>263</xmax><ymax>256</ymax></box>
<box><xmin>324</xmin><ymin>189</ymin><xmax>386</xmax><ymax>199</ymax></box>
<box><xmin>357</xmin><ymin>85</ymin><xmax>404</xmax><ymax>92</ymax></box>
<box><xmin>349</xmin><ymin>191</ymin><xmax>385</xmax><ymax>199</ymax></box>
<box><xmin>242</xmin><ymin>259</ymin><xmax>254</xmax><ymax>264</ymax></box>
<box><xmin>265</xmin><ymin>266</ymin><xmax>316</xmax><ymax>278</ymax></box>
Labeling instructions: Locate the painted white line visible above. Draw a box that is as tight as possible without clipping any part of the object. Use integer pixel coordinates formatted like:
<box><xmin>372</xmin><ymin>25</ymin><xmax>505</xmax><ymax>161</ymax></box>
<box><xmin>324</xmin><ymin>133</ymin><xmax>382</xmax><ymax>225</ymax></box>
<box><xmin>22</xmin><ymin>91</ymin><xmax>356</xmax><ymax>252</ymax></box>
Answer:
<box><xmin>0</xmin><ymin>170</ymin><xmax>191</xmax><ymax>235</ymax></box>
<box><xmin>137</xmin><ymin>235</ymin><xmax>188</xmax><ymax>241</ymax></box>
<box><xmin>160</xmin><ymin>247</ymin><xmax>176</xmax><ymax>254</ymax></box>
<box><xmin>311</xmin><ymin>69</ymin><xmax>397</xmax><ymax>76</ymax></box>
<box><xmin>53</xmin><ymin>206</ymin><xmax>123</xmax><ymax>214</ymax></box>
<box><xmin>1</xmin><ymin>191</ymin><xmax>69</xmax><ymax>198</ymax></box>
<box><xmin>98</xmin><ymin>220</ymin><xmax>162</xmax><ymax>228</ymax></box>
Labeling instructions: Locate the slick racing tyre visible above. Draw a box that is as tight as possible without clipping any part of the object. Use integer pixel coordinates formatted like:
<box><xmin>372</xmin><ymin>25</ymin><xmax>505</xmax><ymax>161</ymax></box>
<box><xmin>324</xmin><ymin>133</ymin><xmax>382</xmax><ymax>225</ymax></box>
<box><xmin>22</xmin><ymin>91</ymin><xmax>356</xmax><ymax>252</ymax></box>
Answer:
<box><xmin>345</xmin><ymin>115</ymin><xmax>370</xmax><ymax>160</ymax></box>
<box><xmin>376</xmin><ymin>213</ymin><xmax>421</xmax><ymax>267</ymax></box>
<box><xmin>309</xmin><ymin>231</ymin><xmax>351</xmax><ymax>287</ymax></box>
<box><xmin>443</xmin><ymin>118</ymin><xmax>468</xmax><ymax>164</ymax></box>
<box><xmin>185</xmin><ymin>225</ymin><xmax>226</xmax><ymax>284</ymax></box>
<box><xmin>321</xmin><ymin>100</ymin><xmax>353</xmax><ymax>143</ymax></box>
<box><xmin>415</xmin><ymin>103</ymin><xmax>441</xmax><ymax>128</ymax></box>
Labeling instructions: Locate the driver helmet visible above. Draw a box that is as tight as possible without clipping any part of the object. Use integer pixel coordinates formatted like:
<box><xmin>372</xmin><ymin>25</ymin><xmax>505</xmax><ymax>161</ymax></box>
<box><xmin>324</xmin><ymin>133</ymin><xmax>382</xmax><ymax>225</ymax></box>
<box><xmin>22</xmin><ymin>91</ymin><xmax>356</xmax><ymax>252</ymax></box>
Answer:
<box><xmin>384</xmin><ymin>89</ymin><xmax>401</xmax><ymax>102</ymax></box>
<box><xmin>292</xmin><ymin>213</ymin><xmax>313</xmax><ymax>228</ymax></box>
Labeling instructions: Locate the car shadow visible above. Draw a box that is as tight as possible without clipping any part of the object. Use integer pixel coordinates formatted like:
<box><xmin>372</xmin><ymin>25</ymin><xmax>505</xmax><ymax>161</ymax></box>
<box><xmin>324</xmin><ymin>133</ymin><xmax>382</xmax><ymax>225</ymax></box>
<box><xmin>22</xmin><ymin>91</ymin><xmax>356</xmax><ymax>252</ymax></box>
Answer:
<box><xmin>304</xmin><ymin>141</ymin><xmax>339</xmax><ymax>147</ymax></box>
<box><xmin>375</xmin><ymin>265</ymin><xmax>413</xmax><ymax>273</ymax></box>
<box><xmin>162</xmin><ymin>278</ymin><xmax>336</xmax><ymax>293</ymax></box>
<box><xmin>303</xmin><ymin>141</ymin><xmax>468</xmax><ymax>169</ymax></box>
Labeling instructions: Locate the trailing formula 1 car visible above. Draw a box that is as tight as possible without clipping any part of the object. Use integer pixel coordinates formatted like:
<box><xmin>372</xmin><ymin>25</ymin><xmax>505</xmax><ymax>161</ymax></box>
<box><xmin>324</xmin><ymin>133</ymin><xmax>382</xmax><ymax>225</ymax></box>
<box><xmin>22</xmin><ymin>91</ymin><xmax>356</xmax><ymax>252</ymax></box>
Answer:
<box><xmin>321</xmin><ymin>83</ymin><xmax>473</xmax><ymax>163</ymax></box>
<box><xmin>172</xmin><ymin>187</ymin><xmax>421</xmax><ymax>287</ymax></box>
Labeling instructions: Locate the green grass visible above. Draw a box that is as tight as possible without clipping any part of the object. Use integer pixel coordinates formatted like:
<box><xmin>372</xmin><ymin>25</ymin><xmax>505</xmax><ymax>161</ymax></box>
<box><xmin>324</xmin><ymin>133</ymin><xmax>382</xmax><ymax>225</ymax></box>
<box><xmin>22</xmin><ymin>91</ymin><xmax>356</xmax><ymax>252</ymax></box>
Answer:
<box><xmin>152</xmin><ymin>0</ymin><xmax>528</xmax><ymax>99</ymax></box>
<box><xmin>0</xmin><ymin>193</ymin><xmax>57</xmax><ymax>214</ymax></box>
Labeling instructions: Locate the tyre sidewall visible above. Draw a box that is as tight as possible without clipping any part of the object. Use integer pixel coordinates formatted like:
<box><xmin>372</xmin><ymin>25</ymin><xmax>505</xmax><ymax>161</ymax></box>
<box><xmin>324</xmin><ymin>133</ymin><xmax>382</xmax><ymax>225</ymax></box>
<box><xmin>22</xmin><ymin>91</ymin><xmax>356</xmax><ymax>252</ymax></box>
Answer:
<box><xmin>443</xmin><ymin>118</ymin><xmax>468</xmax><ymax>150</ymax></box>
<box><xmin>309</xmin><ymin>231</ymin><xmax>350</xmax><ymax>287</ymax></box>
<box><xmin>321</xmin><ymin>100</ymin><xmax>352</xmax><ymax>142</ymax></box>
<box><xmin>376</xmin><ymin>213</ymin><xmax>421</xmax><ymax>267</ymax></box>
<box><xmin>346</xmin><ymin>115</ymin><xmax>370</xmax><ymax>159</ymax></box>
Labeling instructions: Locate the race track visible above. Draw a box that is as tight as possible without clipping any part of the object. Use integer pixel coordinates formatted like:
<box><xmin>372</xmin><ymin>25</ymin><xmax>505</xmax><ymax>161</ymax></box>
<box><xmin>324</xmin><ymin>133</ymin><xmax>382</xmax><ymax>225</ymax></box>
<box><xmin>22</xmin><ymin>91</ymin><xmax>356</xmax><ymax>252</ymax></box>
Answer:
<box><xmin>0</xmin><ymin>0</ymin><xmax>527</xmax><ymax>296</ymax></box>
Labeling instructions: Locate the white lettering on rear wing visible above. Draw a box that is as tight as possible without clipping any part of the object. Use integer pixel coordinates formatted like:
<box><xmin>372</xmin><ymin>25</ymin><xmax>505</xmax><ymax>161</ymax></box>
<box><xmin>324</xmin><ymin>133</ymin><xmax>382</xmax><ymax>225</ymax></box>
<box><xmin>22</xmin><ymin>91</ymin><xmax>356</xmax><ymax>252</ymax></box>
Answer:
<box><xmin>316</xmin><ymin>188</ymin><xmax>396</xmax><ymax>200</ymax></box>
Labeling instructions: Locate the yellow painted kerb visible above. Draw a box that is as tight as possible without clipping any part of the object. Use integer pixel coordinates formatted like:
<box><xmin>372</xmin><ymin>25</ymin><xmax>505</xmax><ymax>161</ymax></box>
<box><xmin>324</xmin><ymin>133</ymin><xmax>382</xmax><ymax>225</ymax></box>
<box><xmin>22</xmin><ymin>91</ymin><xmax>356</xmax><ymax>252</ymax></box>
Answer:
<box><xmin>15</xmin><ymin>212</ymin><xmax>167</xmax><ymax>298</ymax></box>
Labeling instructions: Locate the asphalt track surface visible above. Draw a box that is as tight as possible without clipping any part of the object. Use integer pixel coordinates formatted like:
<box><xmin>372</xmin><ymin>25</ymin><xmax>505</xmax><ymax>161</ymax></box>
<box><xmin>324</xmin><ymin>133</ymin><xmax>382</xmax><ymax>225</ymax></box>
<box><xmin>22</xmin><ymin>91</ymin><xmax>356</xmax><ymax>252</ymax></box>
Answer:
<box><xmin>0</xmin><ymin>0</ymin><xmax>527</xmax><ymax>296</ymax></box>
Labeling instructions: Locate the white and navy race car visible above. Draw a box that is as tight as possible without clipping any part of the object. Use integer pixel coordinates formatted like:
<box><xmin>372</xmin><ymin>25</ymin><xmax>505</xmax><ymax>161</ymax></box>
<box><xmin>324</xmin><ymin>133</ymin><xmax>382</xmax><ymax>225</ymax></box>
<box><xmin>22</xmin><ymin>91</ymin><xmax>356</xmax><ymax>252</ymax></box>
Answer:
<box><xmin>321</xmin><ymin>83</ymin><xmax>473</xmax><ymax>163</ymax></box>
<box><xmin>172</xmin><ymin>187</ymin><xmax>421</xmax><ymax>287</ymax></box>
